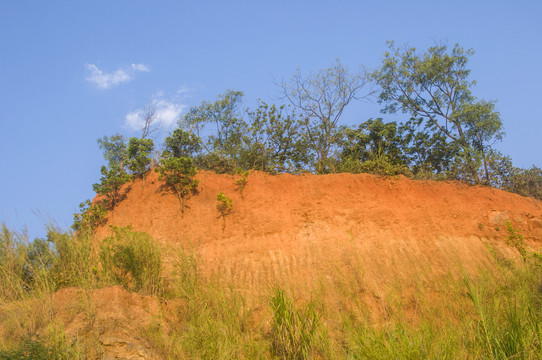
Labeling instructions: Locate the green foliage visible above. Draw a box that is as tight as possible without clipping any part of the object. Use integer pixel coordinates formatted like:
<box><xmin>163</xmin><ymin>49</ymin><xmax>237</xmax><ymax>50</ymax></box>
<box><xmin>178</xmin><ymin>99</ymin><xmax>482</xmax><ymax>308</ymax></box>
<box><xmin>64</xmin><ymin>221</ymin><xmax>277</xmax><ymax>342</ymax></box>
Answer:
<box><xmin>126</xmin><ymin>137</ymin><xmax>154</xmax><ymax>177</ymax></box>
<box><xmin>374</xmin><ymin>41</ymin><xmax>504</xmax><ymax>184</ymax></box>
<box><xmin>92</xmin><ymin>165</ymin><xmax>132</xmax><ymax>209</ymax></box>
<box><xmin>182</xmin><ymin>90</ymin><xmax>245</xmax><ymax>161</ymax></box>
<box><xmin>196</xmin><ymin>152</ymin><xmax>238</xmax><ymax>174</ymax></box>
<box><xmin>71</xmin><ymin>200</ymin><xmax>107</xmax><ymax>233</ymax></box>
<box><xmin>234</xmin><ymin>170</ymin><xmax>249</xmax><ymax>197</ymax></box>
<box><xmin>48</xmin><ymin>230</ymin><xmax>96</xmax><ymax>289</ymax></box>
<box><xmin>506</xmin><ymin>165</ymin><xmax>542</xmax><ymax>200</ymax></box>
<box><xmin>156</xmin><ymin>157</ymin><xmax>199</xmax><ymax>212</ymax></box>
<box><xmin>505</xmin><ymin>221</ymin><xmax>527</xmax><ymax>261</ymax></box>
<box><xmin>0</xmin><ymin>225</ymin><xmax>55</xmax><ymax>301</ymax></box>
<box><xmin>163</xmin><ymin>128</ymin><xmax>202</xmax><ymax>159</ymax></box>
<box><xmin>216</xmin><ymin>192</ymin><xmax>233</xmax><ymax>217</ymax></box>
<box><xmin>337</xmin><ymin>118</ymin><xmax>411</xmax><ymax>175</ymax></box>
<box><xmin>97</xmin><ymin>133</ymin><xmax>127</xmax><ymax>171</ymax></box>
<box><xmin>240</xmin><ymin>101</ymin><xmax>309</xmax><ymax>173</ymax></box>
<box><xmin>99</xmin><ymin>226</ymin><xmax>162</xmax><ymax>295</ymax></box>
<box><xmin>92</xmin><ymin>134</ymin><xmax>133</xmax><ymax>210</ymax></box>
<box><xmin>270</xmin><ymin>288</ymin><xmax>320</xmax><ymax>360</ymax></box>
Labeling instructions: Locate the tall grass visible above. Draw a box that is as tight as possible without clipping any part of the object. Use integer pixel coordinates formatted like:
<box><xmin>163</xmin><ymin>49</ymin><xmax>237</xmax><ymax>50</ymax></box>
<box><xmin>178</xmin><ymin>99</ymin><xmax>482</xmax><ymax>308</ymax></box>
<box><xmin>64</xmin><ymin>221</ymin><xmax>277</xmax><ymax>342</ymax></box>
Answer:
<box><xmin>99</xmin><ymin>225</ymin><xmax>163</xmax><ymax>295</ymax></box>
<box><xmin>147</xmin><ymin>249</ymin><xmax>270</xmax><ymax>359</ymax></box>
<box><xmin>3</xmin><ymin>221</ymin><xmax>542</xmax><ymax>359</ymax></box>
<box><xmin>0</xmin><ymin>223</ymin><xmax>163</xmax><ymax>356</ymax></box>
<box><xmin>270</xmin><ymin>288</ymin><xmax>320</xmax><ymax>360</ymax></box>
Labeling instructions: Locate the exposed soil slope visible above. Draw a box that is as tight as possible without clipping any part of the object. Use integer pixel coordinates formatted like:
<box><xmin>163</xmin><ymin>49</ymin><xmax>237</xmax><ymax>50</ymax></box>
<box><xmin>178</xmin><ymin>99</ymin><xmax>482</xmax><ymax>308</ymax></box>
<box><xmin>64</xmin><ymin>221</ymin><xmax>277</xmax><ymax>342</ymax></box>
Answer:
<box><xmin>96</xmin><ymin>171</ymin><xmax>542</xmax><ymax>300</ymax></box>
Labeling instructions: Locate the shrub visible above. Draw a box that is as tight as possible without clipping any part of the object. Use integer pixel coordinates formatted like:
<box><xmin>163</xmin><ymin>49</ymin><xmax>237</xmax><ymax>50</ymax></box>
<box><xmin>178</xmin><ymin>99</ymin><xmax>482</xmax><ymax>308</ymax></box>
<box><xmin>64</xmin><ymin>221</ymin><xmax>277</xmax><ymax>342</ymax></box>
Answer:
<box><xmin>216</xmin><ymin>192</ymin><xmax>233</xmax><ymax>217</ymax></box>
<box><xmin>99</xmin><ymin>226</ymin><xmax>162</xmax><ymax>295</ymax></box>
<box><xmin>196</xmin><ymin>152</ymin><xmax>238</xmax><ymax>174</ymax></box>
<box><xmin>234</xmin><ymin>170</ymin><xmax>249</xmax><ymax>198</ymax></box>
<box><xmin>92</xmin><ymin>165</ymin><xmax>132</xmax><ymax>209</ymax></box>
<box><xmin>156</xmin><ymin>157</ymin><xmax>199</xmax><ymax>212</ymax></box>
<box><xmin>72</xmin><ymin>200</ymin><xmax>107</xmax><ymax>233</ymax></box>
<box><xmin>505</xmin><ymin>221</ymin><xmax>527</xmax><ymax>261</ymax></box>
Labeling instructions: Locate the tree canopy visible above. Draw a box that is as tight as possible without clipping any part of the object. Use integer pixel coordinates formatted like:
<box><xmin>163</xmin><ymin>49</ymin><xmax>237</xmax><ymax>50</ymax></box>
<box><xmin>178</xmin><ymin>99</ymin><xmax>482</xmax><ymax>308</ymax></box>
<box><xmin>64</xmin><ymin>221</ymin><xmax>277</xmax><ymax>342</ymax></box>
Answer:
<box><xmin>79</xmin><ymin>40</ymin><xmax>541</xmax><ymax>224</ymax></box>
<box><xmin>374</xmin><ymin>42</ymin><xmax>504</xmax><ymax>183</ymax></box>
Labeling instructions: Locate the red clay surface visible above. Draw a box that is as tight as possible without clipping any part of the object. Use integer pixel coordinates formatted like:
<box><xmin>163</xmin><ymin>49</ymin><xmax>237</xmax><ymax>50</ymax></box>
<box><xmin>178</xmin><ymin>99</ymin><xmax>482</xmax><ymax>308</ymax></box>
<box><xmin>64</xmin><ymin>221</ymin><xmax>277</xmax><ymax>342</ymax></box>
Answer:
<box><xmin>95</xmin><ymin>170</ymin><xmax>542</xmax><ymax>302</ymax></box>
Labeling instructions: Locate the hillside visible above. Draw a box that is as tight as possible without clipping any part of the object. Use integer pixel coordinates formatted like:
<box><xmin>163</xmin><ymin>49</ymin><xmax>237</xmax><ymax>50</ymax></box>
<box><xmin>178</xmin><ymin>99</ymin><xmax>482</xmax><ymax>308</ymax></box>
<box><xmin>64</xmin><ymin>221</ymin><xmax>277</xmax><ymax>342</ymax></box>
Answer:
<box><xmin>96</xmin><ymin>170</ymin><xmax>542</xmax><ymax>304</ymax></box>
<box><xmin>3</xmin><ymin>171</ymin><xmax>542</xmax><ymax>359</ymax></box>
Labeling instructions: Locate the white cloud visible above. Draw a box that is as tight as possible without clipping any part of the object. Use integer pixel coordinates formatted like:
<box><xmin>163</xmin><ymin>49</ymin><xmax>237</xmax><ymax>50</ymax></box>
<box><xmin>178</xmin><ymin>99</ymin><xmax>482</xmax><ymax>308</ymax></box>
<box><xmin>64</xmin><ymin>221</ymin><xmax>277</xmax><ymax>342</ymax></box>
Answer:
<box><xmin>155</xmin><ymin>99</ymin><xmax>185</xmax><ymax>128</ymax></box>
<box><xmin>85</xmin><ymin>63</ymin><xmax>150</xmax><ymax>89</ymax></box>
<box><xmin>131</xmin><ymin>63</ymin><xmax>150</xmax><ymax>72</ymax></box>
<box><xmin>124</xmin><ymin>96</ymin><xmax>187</xmax><ymax>133</ymax></box>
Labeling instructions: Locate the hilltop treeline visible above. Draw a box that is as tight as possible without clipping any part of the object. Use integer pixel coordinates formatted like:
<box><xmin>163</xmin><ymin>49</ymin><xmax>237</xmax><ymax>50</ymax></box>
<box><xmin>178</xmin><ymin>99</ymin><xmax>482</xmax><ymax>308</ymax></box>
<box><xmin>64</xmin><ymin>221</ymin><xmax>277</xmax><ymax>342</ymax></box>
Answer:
<box><xmin>80</xmin><ymin>42</ymin><xmax>541</xmax><ymax>228</ymax></box>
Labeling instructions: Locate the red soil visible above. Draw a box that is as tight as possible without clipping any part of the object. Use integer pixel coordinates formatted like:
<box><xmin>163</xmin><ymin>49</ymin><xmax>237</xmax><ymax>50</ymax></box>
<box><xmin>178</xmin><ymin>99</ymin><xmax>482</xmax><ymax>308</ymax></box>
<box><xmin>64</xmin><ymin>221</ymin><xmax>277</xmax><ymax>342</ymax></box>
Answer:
<box><xmin>95</xmin><ymin>170</ymin><xmax>542</xmax><ymax>301</ymax></box>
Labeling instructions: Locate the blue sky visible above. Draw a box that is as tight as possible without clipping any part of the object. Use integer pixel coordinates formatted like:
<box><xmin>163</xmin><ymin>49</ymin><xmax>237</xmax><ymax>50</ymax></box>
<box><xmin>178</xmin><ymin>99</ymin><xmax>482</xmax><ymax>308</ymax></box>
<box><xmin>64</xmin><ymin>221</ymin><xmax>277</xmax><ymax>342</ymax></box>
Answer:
<box><xmin>1</xmin><ymin>0</ymin><xmax>541</xmax><ymax>239</ymax></box>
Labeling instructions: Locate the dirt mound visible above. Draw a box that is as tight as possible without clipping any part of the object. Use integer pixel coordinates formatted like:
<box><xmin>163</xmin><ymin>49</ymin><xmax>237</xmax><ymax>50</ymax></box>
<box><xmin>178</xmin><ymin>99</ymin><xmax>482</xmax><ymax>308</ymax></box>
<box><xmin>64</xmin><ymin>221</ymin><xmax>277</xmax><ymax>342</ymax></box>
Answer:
<box><xmin>95</xmin><ymin>171</ymin><xmax>542</xmax><ymax>302</ymax></box>
<box><xmin>52</xmin><ymin>286</ymin><xmax>163</xmax><ymax>359</ymax></box>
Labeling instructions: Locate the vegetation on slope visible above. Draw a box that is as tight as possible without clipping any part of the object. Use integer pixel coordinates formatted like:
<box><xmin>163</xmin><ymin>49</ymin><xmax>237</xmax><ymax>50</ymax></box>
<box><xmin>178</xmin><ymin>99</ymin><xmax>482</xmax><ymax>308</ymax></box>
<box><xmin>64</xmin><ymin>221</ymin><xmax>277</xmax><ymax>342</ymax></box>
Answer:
<box><xmin>1</xmin><ymin>222</ymin><xmax>542</xmax><ymax>359</ymax></box>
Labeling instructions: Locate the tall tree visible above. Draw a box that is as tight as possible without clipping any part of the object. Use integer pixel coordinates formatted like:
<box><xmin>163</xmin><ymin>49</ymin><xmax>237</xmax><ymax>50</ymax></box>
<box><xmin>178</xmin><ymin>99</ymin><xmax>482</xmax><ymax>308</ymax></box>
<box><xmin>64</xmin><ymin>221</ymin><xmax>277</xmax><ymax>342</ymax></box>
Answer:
<box><xmin>126</xmin><ymin>137</ymin><xmax>154</xmax><ymax>177</ymax></box>
<box><xmin>241</xmin><ymin>101</ymin><xmax>309</xmax><ymax>173</ymax></box>
<box><xmin>181</xmin><ymin>90</ymin><xmax>245</xmax><ymax>157</ymax></box>
<box><xmin>278</xmin><ymin>59</ymin><xmax>371</xmax><ymax>173</ymax></box>
<box><xmin>374</xmin><ymin>42</ymin><xmax>503</xmax><ymax>183</ymax></box>
<box><xmin>97</xmin><ymin>134</ymin><xmax>127</xmax><ymax>171</ymax></box>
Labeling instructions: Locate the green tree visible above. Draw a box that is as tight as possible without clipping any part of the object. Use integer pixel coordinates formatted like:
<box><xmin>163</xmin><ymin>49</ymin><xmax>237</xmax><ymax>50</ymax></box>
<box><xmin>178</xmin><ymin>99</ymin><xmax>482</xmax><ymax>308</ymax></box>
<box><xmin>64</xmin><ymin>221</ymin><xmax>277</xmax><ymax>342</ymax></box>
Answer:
<box><xmin>163</xmin><ymin>128</ymin><xmax>202</xmax><ymax>159</ymax></box>
<box><xmin>505</xmin><ymin>165</ymin><xmax>542</xmax><ymax>200</ymax></box>
<box><xmin>374</xmin><ymin>42</ymin><xmax>504</xmax><ymax>183</ymax></box>
<box><xmin>241</xmin><ymin>101</ymin><xmax>309</xmax><ymax>173</ymax></box>
<box><xmin>126</xmin><ymin>137</ymin><xmax>154</xmax><ymax>177</ymax></box>
<box><xmin>97</xmin><ymin>134</ymin><xmax>127</xmax><ymax>171</ymax></box>
<box><xmin>278</xmin><ymin>59</ymin><xmax>371</xmax><ymax>174</ymax></box>
<box><xmin>181</xmin><ymin>90</ymin><xmax>246</xmax><ymax>171</ymax></box>
<box><xmin>156</xmin><ymin>157</ymin><xmax>199</xmax><ymax>212</ymax></box>
<box><xmin>338</xmin><ymin>118</ymin><xmax>410</xmax><ymax>175</ymax></box>
<box><xmin>399</xmin><ymin>117</ymin><xmax>461</xmax><ymax>178</ymax></box>
<box><xmin>92</xmin><ymin>165</ymin><xmax>132</xmax><ymax>209</ymax></box>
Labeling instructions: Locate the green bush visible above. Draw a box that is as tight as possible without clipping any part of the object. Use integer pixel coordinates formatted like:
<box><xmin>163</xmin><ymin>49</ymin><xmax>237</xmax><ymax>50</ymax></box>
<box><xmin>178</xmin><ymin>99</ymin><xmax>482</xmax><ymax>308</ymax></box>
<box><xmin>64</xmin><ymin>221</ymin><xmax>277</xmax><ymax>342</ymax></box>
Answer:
<box><xmin>216</xmin><ymin>192</ymin><xmax>233</xmax><ymax>217</ymax></box>
<box><xmin>156</xmin><ymin>157</ymin><xmax>199</xmax><ymax>212</ymax></box>
<box><xmin>196</xmin><ymin>152</ymin><xmax>238</xmax><ymax>174</ymax></box>
<box><xmin>234</xmin><ymin>170</ymin><xmax>249</xmax><ymax>198</ymax></box>
<box><xmin>99</xmin><ymin>226</ymin><xmax>162</xmax><ymax>295</ymax></box>
<box><xmin>71</xmin><ymin>200</ymin><xmax>107</xmax><ymax>233</ymax></box>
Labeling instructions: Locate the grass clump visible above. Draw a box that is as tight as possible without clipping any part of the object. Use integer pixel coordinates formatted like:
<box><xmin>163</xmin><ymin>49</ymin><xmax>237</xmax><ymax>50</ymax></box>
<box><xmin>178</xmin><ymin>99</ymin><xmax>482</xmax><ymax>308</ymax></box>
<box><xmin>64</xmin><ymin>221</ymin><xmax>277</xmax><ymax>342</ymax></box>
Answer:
<box><xmin>270</xmin><ymin>288</ymin><xmax>320</xmax><ymax>360</ymax></box>
<box><xmin>99</xmin><ymin>226</ymin><xmax>163</xmax><ymax>295</ymax></box>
